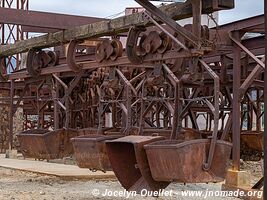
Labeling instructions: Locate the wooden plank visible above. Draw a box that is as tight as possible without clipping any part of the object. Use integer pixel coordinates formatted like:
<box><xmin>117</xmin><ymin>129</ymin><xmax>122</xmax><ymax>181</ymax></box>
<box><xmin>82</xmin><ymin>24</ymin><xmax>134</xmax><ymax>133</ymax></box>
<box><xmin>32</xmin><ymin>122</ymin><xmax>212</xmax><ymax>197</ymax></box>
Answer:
<box><xmin>0</xmin><ymin>0</ymin><xmax>234</xmax><ymax>57</ymax></box>
<box><xmin>0</xmin><ymin>158</ymin><xmax>115</xmax><ymax>180</ymax></box>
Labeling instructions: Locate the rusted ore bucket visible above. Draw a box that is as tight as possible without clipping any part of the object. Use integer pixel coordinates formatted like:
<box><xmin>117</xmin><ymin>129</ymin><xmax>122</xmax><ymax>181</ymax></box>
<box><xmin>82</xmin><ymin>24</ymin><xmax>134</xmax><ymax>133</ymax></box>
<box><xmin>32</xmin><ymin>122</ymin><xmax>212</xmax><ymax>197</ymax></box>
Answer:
<box><xmin>144</xmin><ymin>139</ymin><xmax>232</xmax><ymax>183</ymax></box>
<box><xmin>241</xmin><ymin>131</ymin><xmax>263</xmax><ymax>151</ymax></box>
<box><xmin>105</xmin><ymin>136</ymin><xmax>170</xmax><ymax>193</ymax></box>
<box><xmin>17</xmin><ymin>129</ymin><xmax>78</xmax><ymax>160</ymax></box>
<box><xmin>71</xmin><ymin>134</ymin><xmax>122</xmax><ymax>172</ymax></box>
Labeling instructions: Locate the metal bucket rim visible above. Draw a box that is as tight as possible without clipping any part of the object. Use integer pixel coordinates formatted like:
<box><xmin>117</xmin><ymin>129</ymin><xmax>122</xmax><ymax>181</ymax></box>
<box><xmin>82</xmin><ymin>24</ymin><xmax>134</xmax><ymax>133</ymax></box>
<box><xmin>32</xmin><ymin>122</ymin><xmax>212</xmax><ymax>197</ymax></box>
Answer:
<box><xmin>105</xmin><ymin>135</ymin><xmax>165</xmax><ymax>145</ymax></box>
<box><xmin>144</xmin><ymin>139</ymin><xmax>232</xmax><ymax>149</ymax></box>
<box><xmin>17</xmin><ymin>129</ymin><xmax>49</xmax><ymax>135</ymax></box>
<box><xmin>241</xmin><ymin>131</ymin><xmax>263</xmax><ymax>136</ymax></box>
<box><xmin>71</xmin><ymin>134</ymin><xmax>122</xmax><ymax>142</ymax></box>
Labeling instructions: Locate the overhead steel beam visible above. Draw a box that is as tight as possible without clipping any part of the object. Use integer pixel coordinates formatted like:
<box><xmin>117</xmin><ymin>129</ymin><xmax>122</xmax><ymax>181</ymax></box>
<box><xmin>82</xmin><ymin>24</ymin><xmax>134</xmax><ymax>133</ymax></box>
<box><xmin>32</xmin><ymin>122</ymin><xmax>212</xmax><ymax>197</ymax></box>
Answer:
<box><xmin>203</xmin><ymin>35</ymin><xmax>265</xmax><ymax>63</ymax></box>
<box><xmin>8</xmin><ymin>50</ymin><xmax>196</xmax><ymax>80</ymax></box>
<box><xmin>21</xmin><ymin>26</ymin><xmax>60</xmax><ymax>33</ymax></box>
<box><xmin>218</xmin><ymin>14</ymin><xmax>264</xmax><ymax>32</ymax></box>
<box><xmin>0</xmin><ymin>7</ymin><xmax>105</xmax><ymax>30</ymax></box>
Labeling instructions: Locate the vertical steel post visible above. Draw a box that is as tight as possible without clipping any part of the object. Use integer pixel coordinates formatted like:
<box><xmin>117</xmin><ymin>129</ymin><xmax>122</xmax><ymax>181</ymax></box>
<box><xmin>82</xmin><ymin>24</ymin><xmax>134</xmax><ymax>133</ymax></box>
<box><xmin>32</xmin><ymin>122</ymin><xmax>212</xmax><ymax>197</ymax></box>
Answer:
<box><xmin>65</xmin><ymin>96</ymin><xmax>70</xmax><ymax>128</ymax></box>
<box><xmin>256</xmin><ymin>89</ymin><xmax>261</xmax><ymax>131</ymax></box>
<box><xmin>52</xmin><ymin>75</ymin><xmax>60</xmax><ymax>129</ymax></box>
<box><xmin>0</xmin><ymin>0</ymin><xmax>29</xmax><ymax>151</ymax></box>
<box><xmin>8</xmin><ymin>80</ymin><xmax>14</xmax><ymax>150</ymax></box>
<box><xmin>232</xmin><ymin>31</ymin><xmax>241</xmax><ymax>171</ymax></box>
<box><xmin>192</xmin><ymin>0</ymin><xmax>202</xmax><ymax>42</ymax></box>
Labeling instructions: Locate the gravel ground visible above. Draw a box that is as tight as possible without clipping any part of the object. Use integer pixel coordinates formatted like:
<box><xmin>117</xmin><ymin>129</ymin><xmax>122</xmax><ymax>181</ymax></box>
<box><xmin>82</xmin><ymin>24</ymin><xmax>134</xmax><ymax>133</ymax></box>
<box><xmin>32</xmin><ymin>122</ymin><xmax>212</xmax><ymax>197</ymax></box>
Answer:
<box><xmin>0</xmin><ymin>161</ymin><xmax>262</xmax><ymax>200</ymax></box>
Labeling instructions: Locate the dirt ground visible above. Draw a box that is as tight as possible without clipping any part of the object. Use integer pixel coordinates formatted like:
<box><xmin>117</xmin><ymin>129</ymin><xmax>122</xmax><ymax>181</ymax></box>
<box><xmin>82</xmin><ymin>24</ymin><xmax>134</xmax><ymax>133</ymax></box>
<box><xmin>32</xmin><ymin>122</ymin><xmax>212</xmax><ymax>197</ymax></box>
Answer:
<box><xmin>0</xmin><ymin>161</ymin><xmax>262</xmax><ymax>200</ymax></box>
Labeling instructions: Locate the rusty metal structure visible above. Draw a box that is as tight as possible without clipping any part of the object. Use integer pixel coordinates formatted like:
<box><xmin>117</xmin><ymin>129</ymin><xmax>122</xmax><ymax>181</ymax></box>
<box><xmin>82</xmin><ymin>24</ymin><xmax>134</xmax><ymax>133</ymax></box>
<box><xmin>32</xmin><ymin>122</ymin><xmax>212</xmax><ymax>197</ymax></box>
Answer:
<box><xmin>0</xmin><ymin>0</ymin><xmax>265</xmax><ymax>193</ymax></box>
<box><xmin>0</xmin><ymin>0</ymin><xmax>29</xmax><ymax>152</ymax></box>
<box><xmin>0</xmin><ymin>0</ymin><xmax>29</xmax><ymax>69</ymax></box>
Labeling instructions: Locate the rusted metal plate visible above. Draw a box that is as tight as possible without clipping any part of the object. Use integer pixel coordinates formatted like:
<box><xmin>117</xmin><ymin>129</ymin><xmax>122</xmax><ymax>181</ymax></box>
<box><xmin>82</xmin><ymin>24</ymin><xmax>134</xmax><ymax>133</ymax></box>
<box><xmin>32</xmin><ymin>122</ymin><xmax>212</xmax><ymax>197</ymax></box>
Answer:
<box><xmin>241</xmin><ymin>131</ymin><xmax>263</xmax><ymax>152</ymax></box>
<box><xmin>17</xmin><ymin>129</ymin><xmax>79</xmax><ymax>160</ymax></box>
<box><xmin>71</xmin><ymin>134</ymin><xmax>122</xmax><ymax>172</ymax></box>
<box><xmin>17</xmin><ymin>129</ymin><xmax>50</xmax><ymax>159</ymax></box>
<box><xmin>144</xmin><ymin>139</ymin><xmax>232</xmax><ymax>183</ymax></box>
<box><xmin>106</xmin><ymin>136</ymin><xmax>170</xmax><ymax>193</ymax></box>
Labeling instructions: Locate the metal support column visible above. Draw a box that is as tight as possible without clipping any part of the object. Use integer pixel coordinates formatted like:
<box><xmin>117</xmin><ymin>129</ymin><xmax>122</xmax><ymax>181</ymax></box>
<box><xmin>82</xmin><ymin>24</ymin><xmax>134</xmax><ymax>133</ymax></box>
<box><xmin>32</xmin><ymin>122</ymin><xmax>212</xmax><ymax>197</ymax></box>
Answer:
<box><xmin>8</xmin><ymin>80</ymin><xmax>14</xmax><ymax>149</ymax></box>
<box><xmin>232</xmin><ymin>31</ymin><xmax>241</xmax><ymax>171</ymax></box>
<box><xmin>52</xmin><ymin>75</ymin><xmax>60</xmax><ymax>129</ymax></box>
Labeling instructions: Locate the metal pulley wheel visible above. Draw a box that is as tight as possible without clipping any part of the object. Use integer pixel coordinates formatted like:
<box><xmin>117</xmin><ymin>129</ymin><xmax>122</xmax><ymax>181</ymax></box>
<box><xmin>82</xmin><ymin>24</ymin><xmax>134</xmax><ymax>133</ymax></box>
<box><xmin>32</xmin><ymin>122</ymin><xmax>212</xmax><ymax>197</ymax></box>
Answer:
<box><xmin>95</xmin><ymin>40</ymin><xmax>114</xmax><ymax>62</ymax></box>
<box><xmin>47</xmin><ymin>51</ymin><xmax>59</xmax><ymax>67</ymax></box>
<box><xmin>137</xmin><ymin>32</ymin><xmax>147</xmax><ymax>57</ymax></box>
<box><xmin>66</xmin><ymin>40</ymin><xmax>83</xmax><ymax>72</ymax></box>
<box><xmin>26</xmin><ymin>49</ymin><xmax>43</xmax><ymax>77</ymax></box>
<box><xmin>126</xmin><ymin>26</ymin><xmax>146</xmax><ymax>64</ymax></box>
<box><xmin>102</xmin><ymin>40</ymin><xmax>114</xmax><ymax>60</ymax></box>
<box><xmin>157</xmin><ymin>32</ymin><xmax>172</xmax><ymax>54</ymax></box>
<box><xmin>142</xmin><ymin>31</ymin><xmax>162</xmax><ymax>54</ymax></box>
<box><xmin>96</xmin><ymin>39</ymin><xmax>123</xmax><ymax>62</ymax></box>
<box><xmin>109</xmin><ymin>39</ymin><xmax>123</xmax><ymax>61</ymax></box>
<box><xmin>95</xmin><ymin>42</ymin><xmax>106</xmax><ymax>63</ymax></box>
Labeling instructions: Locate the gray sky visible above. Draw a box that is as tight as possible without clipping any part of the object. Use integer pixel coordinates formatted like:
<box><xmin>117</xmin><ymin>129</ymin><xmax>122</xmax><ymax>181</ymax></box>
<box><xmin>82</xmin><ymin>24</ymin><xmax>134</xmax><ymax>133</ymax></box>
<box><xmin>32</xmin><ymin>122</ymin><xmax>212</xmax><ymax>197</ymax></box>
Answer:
<box><xmin>30</xmin><ymin>0</ymin><xmax>264</xmax><ymax>25</ymax></box>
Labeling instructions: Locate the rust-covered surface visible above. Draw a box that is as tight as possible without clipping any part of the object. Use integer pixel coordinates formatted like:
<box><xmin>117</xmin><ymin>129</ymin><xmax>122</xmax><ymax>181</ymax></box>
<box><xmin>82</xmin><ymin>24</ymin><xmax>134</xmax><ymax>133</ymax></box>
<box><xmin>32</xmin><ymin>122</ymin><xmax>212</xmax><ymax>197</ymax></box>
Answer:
<box><xmin>0</xmin><ymin>0</ymin><xmax>265</xmax><ymax>194</ymax></box>
<box><xmin>144</xmin><ymin>139</ymin><xmax>232</xmax><ymax>183</ymax></box>
<box><xmin>241</xmin><ymin>131</ymin><xmax>264</xmax><ymax>152</ymax></box>
<box><xmin>71</xmin><ymin>134</ymin><xmax>122</xmax><ymax>172</ymax></box>
<box><xmin>17</xmin><ymin>129</ymin><xmax>79</xmax><ymax>160</ymax></box>
<box><xmin>106</xmin><ymin>136</ymin><xmax>170</xmax><ymax>193</ymax></box>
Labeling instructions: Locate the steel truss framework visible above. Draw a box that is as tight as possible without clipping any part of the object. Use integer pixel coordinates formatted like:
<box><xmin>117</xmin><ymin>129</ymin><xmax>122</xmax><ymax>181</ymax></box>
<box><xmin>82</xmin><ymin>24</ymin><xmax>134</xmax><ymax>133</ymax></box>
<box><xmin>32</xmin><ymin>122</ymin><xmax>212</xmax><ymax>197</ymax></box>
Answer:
<box><xmin>0</xmin><ymin>0</ymin><xmax>28</xmax><ymax>151</ymax></box>
<box><xmin>0</xmin><ymin>0</ymin><xmax>265</xmax><ymax>193</ymax></box>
